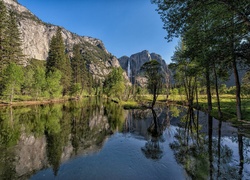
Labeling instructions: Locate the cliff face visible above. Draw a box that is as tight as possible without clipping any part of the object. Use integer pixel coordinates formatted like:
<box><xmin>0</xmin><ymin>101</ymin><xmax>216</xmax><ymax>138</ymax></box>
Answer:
<box><xmin>118</xmin><ymin>50</ymin><xmax>169</xmax><ymax>86</ymax></box>
<box><xmin>3</xmin><ymin>0</ymin><xmax>120</xmax><ymax>79</ymax></box>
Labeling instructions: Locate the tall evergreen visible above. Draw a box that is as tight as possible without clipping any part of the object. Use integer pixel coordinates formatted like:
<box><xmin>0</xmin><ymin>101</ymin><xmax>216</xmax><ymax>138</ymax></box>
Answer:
<box><xmin>46</xmin><ymin>28</ymin><xmax>72</xmax><ymax>95</ymax></box>
<box><xmin>71</xmin><ymin>44</ymin><xmax>88</xmax><ymax>92</ymax></box>
<box><xmin>5</xmin><ymin>10</ymin><xmax>24</xmax><ymax>64</ymax></box>
<box><xmin>0</xmin><ymin>0</ymin><xmax>8</xmax><ymax>71</ymax></box>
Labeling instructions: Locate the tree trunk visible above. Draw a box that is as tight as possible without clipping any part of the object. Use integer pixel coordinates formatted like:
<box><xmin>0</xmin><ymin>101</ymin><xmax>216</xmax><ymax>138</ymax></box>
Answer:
<box><xmin>151</xmin><ymin>89</ymin><xmax>157</xmax><ymax>108</ymax></box>
<box><xmin>238</xmin><ymin>133</ymin><xmax>244</xmax><ymax>177</ymax></box>
<box><xmin>213</xmin><ymin>63</ymin><xmax>222</xmax><ymax>119</ymax></box>
<box><xmin>206</xmin><ymin>66</ymin><xmax>212</xmax><ymax>113</ymax></box>
<box><xmin>195</xmin><ymin>78</ymin><xmax>199</xmax><ymax>108</ymax></box>
<box><xmin>10</xmin><ymin>86</ymin><xmax>14</xmax><ymax>104</ymax></box>
<box><xmin>232</xmin><ymin>59</ymin><xmax>242</xmax><ymax>120</ymax></box>
<box><xmin>208</xmin><ymin>115</ymin><xmax>213</xmax><ymax>179</ymax></box>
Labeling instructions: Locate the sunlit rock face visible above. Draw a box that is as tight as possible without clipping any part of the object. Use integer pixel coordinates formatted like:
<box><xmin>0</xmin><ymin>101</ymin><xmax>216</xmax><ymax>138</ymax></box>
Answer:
<box><xmin>118</xmin><ymin>50</ymin><xmax>170</xmax><ymax>86</ymax></box>
<box><xmin>2</xmin><ymin>0</ymin><xmax>124</xmax><ymax>79</ymax></box>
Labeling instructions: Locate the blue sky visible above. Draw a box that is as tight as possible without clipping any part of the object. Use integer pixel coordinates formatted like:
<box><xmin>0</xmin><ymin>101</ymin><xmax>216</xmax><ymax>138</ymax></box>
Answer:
<box><xmin>18</xmin><ymin>0</ymin><xmax>178</xmax><ymax>64</ymax></box>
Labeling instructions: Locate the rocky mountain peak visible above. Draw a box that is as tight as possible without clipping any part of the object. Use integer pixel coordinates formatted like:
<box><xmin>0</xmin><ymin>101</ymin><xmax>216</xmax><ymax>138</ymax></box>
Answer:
<box><xmin>118</xmin><ymin>50</ymin><xmax>169</xmax><ymax>86</ymax></box>
<box><xmin>2</xmin><ymin>0</ymin><xmax>124</xmax><ymax>80</ymax></box>
<box><xmin>3</xmin><ymin>0</ymin><xmax>109</xmax><ymax>60</ymax></box>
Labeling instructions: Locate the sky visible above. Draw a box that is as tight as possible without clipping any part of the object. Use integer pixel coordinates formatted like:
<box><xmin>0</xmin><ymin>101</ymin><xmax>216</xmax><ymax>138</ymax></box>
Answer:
<box><xmin>18</xmin><ymin>0</ymin><xmax>178</xmax><ymax>64</ymax></box>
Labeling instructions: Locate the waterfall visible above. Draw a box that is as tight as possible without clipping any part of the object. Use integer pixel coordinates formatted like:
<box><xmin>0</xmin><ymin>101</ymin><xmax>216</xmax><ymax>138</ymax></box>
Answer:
<box><xmin>127</xmin><ymin>59</ymin><xmax>131</xmax><ymax>80</ymax></box>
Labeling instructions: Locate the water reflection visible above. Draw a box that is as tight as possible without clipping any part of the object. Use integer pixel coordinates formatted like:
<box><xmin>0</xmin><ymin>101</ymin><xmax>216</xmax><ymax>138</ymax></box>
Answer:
<box><xmin>169</xmin><ymin>107</ymin><xmax>250</xmax><ymax>180</ymax></box>
<box><xmin>0</xmin><ymin>100</ymin><xmax>249</xmax><ymax>179</ymax></box>
<box><xmin>0</xmin><ymin>98</ymin><xmax>125</xmax><ymax>179</ymax></box>
<box><xmin>141</xmin><ymin>109</ymin><xmax>165</xmax><ymax>160</ymax></box>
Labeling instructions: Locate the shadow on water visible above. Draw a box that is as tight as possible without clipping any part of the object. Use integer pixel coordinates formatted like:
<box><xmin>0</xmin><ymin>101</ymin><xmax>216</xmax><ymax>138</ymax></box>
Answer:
<box><xmin>0</xmin><ymin>99</ymin><xmax>249</xmax><ymax>179</ymax></box>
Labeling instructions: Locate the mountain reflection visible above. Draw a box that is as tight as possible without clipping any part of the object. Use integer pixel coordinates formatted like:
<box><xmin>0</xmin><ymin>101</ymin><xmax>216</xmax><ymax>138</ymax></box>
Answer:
<box><xmin>0</xmin><ymin>101</ymin><xmax>249</xmax><ymax>179</ymax></box>
<box><xmin>0</xmin><ymin>98</ymin><xmax>124</xmax><ymax>179</ymax></box>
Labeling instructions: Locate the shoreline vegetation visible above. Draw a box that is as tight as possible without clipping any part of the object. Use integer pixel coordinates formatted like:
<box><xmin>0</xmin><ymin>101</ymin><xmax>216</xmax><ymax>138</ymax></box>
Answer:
<box><xmin>0</xmin><ymin>0</ymin><xmax>249</xmax><ymax>134</ymax></box>
<box><xmin>1</xmin><ymin>94</ymin><xmax>249</xmax><ymax>127</ymax></box>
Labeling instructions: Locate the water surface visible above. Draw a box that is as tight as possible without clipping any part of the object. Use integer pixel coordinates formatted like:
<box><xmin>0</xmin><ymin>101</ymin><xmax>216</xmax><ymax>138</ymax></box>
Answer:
<box><xmin>0</xmin><ymin>99</ymin><xmax>249</xmax><ymax>179</ymax></box>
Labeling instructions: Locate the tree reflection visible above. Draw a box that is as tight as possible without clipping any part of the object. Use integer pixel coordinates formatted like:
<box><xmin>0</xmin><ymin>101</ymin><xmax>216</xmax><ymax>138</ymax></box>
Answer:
<box><xmin>169</xmin><ymin>107</ymin><xmax>250</xmax><ymax>179</ymax></box>
<box><xmin>0</xmin><ymin>108</ymin><xmax>18</xmax><ymax>179</ymax></box>
<box><xmin>141</xmin><ymin>108</ymin><xmax>165</xmax><ymax>160</ymax></box>
<box><xmin>170</xmin><ymin>107</ymin><xmax>209</xmax><ymax>179</ymax></box>
<box><xmin>44</xmin><ymin>104</ymin><xmax>64</xmax><ymax>176</ymax></box>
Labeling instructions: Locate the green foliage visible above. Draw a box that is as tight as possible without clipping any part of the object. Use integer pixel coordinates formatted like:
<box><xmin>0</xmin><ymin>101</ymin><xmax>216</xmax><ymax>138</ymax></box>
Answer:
<box><xmin>1</xmin><ymin>63</ymin><xmax>24</xmax><ymax>102</ymax></box>
<box><xmin>241</xmin><ymin>72</ymin><xmax>250</xmax><ymax>96</ymax></box>
<box><xmin>33</xmin><ymin>66</ymin><xmax>46</xmax><ymax>99</ymax></box>
<box><xmin>103</xmin><ymin>67</ymin><xmax>125</xmax><ymax>100</ymax></box>
<box><xmin>0</xmin><ymin>0</ymin><xmax>9</xmax><ymax>71</ymax></box>
<box><xmin>45</xmin><ymin>70</ymin><xmax>63</xmax><ymax>98</ymax></box>
<box><xmin>5</xmin><ymin>10</ymin><xmax>24</xmax><ymax>64</ymax></box>
<box><xmin>22</xmin><ymin>66</ymin><xmax>34</xmax><ymax>95</ymax></box>
<box><xmin>219</xmin><ymin>84</ymin><xmax>228</xmax><ymax>94</ymax></box>
<box><xmin>70</xmin><ymin>83</ymin><xmax>82</xmax><ymax>97</ymax></box>
<box><xmin>0</xmin><ymin>2</ymin><xmax>24</xmax><ymax>71</ymax></box>
<box><xmin>141</xmin><ymin>60</ymin><xmax>164</xmax><ymax>107</ymax></box>
<box><xmin>46</xmin><ymin>28</ymin><xmax>72</xmax><ymax>95</ymax></box>
<box><xmin>71</xmin><ymin>44</ymin><xmax>89</xmax><ymax>94</ymax></box>
<box><xmin>170</xmin><ymin>42</ymin><xmax>202</xmax><ymax>105</ymax></box>
<box><xmin>152</xmin><ymin>0</ymin><xmax>249</xmax><ymax>119</ymax></box>
<box><xmin>105</xmin><ymin>102</ymin><xmax>125</xmax><ymax>131</ymax></box>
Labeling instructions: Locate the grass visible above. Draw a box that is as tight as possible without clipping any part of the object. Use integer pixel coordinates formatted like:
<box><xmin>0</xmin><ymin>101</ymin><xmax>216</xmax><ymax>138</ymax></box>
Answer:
<box><xmin>120</xmin><ymin>100</ymin><xmax>140</xmax><ymax>109</ymax></box>
<box><xmin>131</xmin><ymin>94</ymin><xmax>250</xmax><ymax>123</ymax></box>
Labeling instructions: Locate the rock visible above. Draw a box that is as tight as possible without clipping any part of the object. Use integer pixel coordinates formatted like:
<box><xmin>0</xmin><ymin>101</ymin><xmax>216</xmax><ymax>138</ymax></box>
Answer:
<box><xmin>3</xmin><ymin>0</ymin><xmax>127</xmax><ymax>80</ymax></box>
<box><xmin>118</xmin><ymin>50</ymin><xmax>170</xmax><ymax>86</ymax></box>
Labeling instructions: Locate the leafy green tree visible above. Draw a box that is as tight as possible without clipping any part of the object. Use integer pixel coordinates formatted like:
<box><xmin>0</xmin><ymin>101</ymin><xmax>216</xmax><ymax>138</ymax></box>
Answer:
<box><xmin>103</xmin><ymin>67</ymin><xmax>125</xmax><ymax>100</ymax></box>
<box><xmin>22</xmin><ymin>66</ymin><xmax>34</xmax><ymax>95</ymax></box>
<box><xmin>45</xmin><ymin>70</ymin><xmax>62</xmax><ymax>98</ymax></box>
<box><xmin>46</xmin><ymin>28</ymin><xmax>72</xmax><ymax>95</ymax></box>
<box><xmin>241</xmin><ymin>72</ymin><xmax>250</xmax><ymax>96</ymax></box>
<box><xmin>141</xmin><ymin>60</ymin><xmax>164</xmax><ymax>108</ymax></box>
<box><xmin>152</xmin><ymin>0</ymin><xmax>249</xmax><ymax>120</ymax></box>
<box><xmin>1</xmin><ymin>63</ymin><xmax>24</xmax><ymax>103</ymax></box>
<box><xmin>171</xmin><ymin>42</ymin><xmax>201</xmax><ymax>106</ymax></box>
<box><xmin>33</xmin><ymin>66</ymin><xmax>46</xmax><ymax>99</ymax></box>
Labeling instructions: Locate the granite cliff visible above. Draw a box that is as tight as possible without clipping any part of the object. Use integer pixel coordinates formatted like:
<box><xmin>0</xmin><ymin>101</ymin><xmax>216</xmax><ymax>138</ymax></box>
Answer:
<box><xmin>3</xmin><ymin>0</ymin><xmax>120</xmax><ymax>79</ymax></box>
<box><xmin>118</xmin><ymin>50</ymin><xmax>169</xmax><ymax>86</ymax></box>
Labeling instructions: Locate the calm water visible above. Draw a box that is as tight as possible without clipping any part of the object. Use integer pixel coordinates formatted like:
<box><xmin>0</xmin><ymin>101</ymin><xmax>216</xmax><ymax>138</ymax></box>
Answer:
<box><xmin>0</xmin><ymin>98</ymin><xmax>249</xmax><ymax>180</ymax></box>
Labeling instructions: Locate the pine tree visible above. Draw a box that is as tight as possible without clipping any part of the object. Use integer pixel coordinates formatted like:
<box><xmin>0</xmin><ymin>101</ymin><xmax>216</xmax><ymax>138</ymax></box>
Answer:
<box><xmin>71</xmin><ymin>44</ymin><xmax>82</xmax><ymax>84</ymax></box>
<box><xmin>71</xmin><ymin>44</ymin><xmax>88</xmax><ymax>93</ymax></box>
<box><xmin>46</xmin><ymin>28</ymin><xmax>72</xmax><ymax>95</ymax></box>
<box><xmin>0</xmin><ymin>0</ymin><xmax>9</xmax><ymax>71</ymax></box>
<box><xmin>5</xmin><ymin>10</ymin><xmax>24</xmax><ymax>64</ymax></box>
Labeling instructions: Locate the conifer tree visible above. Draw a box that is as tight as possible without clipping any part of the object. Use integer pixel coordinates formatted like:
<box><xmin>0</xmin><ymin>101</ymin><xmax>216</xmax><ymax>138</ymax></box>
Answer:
<box><xmin>46</xmin><ymin>28</ymin><xmax>72</xmax><ymax>95</ymax></box>
<box><xmin>6</xmin><ymin>10</ymin><xmax>24</xmax><ymax>64</ymax></box>
<box><xmin>0</xmin><ymin>0</ymin><xmax>8</xmax><ymax>71</ymax></box>
<box><xmin>71</xmin><ymin>44</ymin><xmax>88</xmax><ymax>93</ymax></box>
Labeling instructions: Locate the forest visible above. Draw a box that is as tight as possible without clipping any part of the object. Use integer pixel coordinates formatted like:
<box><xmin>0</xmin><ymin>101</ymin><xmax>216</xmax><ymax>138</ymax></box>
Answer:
<box><xmin>151</xmin><ymin>0</ymin><xmax>250</xmax><ymax>121</ymax></box>
<box><xmin>0</xmin><ymin>0</ymin><xmax>250</xmax><ymax>123</ymax></box>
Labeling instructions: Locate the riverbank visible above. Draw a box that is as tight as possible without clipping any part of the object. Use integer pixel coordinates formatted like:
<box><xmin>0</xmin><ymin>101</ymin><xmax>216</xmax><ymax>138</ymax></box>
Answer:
<box><xmin>0</xmin><ymin>97</ymin><xmax>73</xmax><ymax>107</ymax></box>
<box><xmin>1</xmin><ymin>94</ymin><xmax>249</xmax><ymax>126</ymax></box>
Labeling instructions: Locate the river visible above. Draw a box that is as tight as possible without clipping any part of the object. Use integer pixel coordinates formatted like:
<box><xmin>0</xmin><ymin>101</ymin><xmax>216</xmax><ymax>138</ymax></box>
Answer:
<box><xmin>0</xmin><ymin>98</ymin><xmax>249</xmax><ymax>179</ymax></box>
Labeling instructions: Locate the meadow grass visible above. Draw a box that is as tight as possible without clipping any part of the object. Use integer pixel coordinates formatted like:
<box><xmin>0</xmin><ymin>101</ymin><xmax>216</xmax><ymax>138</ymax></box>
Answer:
<box><xmin>166</xmin><ymin>94</ymin><xmax>250</xmax><ymax>121</ymax></box>
<box><xmin>137</xmin><ymin>94</ymin><xmax>250</xmax><ymax>122</ymax></box>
